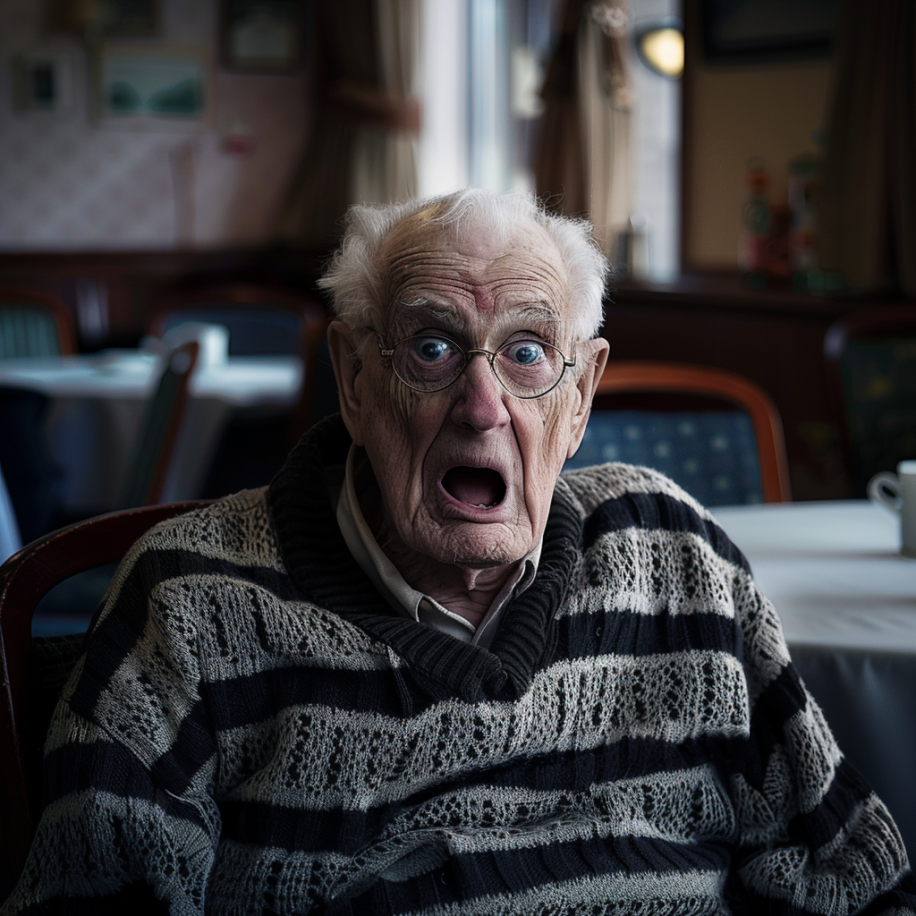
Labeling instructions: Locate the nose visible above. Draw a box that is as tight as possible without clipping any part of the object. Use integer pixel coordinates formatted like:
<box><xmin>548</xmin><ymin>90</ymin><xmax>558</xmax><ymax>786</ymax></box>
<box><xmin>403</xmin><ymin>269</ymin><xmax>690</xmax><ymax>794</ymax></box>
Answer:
<box><xmin>449</xmin><ymin>352</ymin><xmax>511</xmax><ymax>431</ymax></box>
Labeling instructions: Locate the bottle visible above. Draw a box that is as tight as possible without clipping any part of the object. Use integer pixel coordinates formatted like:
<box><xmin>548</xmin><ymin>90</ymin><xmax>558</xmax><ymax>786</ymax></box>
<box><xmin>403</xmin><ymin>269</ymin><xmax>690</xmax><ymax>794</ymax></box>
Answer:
<box><xmin>739</xmin><ymin>158</ymin><xmax>772</xmax><ymax>288</ymax></box>
<box><xmin>788</xmin><ymin>139</ymin><xmax>822</xmax><ymax>292</ymax></box>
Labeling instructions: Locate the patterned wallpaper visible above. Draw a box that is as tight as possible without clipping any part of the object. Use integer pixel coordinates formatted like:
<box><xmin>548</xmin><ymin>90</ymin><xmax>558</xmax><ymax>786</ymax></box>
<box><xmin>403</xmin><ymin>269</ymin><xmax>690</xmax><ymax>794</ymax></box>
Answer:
<box><xmin>0</xmin><ymin>0</ymin><xmax>311</xmax><ymax>250</ymax></box>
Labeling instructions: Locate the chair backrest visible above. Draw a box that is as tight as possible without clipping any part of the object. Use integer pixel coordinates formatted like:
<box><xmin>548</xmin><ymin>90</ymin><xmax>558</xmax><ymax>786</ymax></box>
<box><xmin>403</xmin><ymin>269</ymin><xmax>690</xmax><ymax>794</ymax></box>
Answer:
<box><xmin>148</xmin><ymin>283</ymin><xmax>326</xmax><ymax>358</ymax></box>
<box><xmin>0</xmin><ymin>501</ymin><xmax>212</xmax><ymax>894</ymax></box>
<box><xmin>567</xmin><ymin>360</ymin><xmax>791</xmax><ymax>505</ymax></box>
<box><xmin>0</xmin><ymin>464</ymin><xmax>21</xmax><ymax>566</ymax></box>
<box><xmin>118</xmin><ymin>340</ymin><xmax>200</xmax><ymax>509</ymax></box>
<box><xmin>825</xmin><ymin>307</ymin><xmax>916</xmax><ymax>495</ymax></box>
<box><xmin>0</xmin><ymin>288</ymin><xmax>76</xmax><ymax>358</ymax></box>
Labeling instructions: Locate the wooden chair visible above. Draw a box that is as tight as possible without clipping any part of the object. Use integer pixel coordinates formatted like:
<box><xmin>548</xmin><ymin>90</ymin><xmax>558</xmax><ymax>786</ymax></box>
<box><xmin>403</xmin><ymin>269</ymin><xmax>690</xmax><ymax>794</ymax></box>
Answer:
<box><xmin>0</xmin><ymin>501</ymin><xmax>212</xmax><ymax>897</ymax></box>
<box><xmin>825</xmin><ymin>307</ymin><xmax>916</xmax><ymax>496</ymax></box>
<box><xmin>568</xmin><ymin>360</ymin><xmax>791</xmax><ymax>505</ymax></box>
<box><xmin>0</xmin><ymin>288</ymin><xmax>76</xmax><ymax>358</ymax></box>
<box><xmin>119</xmin><ymin>340</ymin><xmax>200</xmax><ymax>509</ymax></box>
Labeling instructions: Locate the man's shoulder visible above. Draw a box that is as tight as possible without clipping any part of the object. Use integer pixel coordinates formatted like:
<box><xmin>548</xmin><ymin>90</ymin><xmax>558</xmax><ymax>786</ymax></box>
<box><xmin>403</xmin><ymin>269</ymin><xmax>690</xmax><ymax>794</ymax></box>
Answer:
<box><xmin>561</xmin><ymin>461</ymin><xmax>710</xmax><ymax>518</ymax></box>
<box><xmin>559</xmin><ymin>462</ymin><xmax>749</xmax><ymax>573</ymax></box>
<box><xmin>124</xmin><ymin>486</ymin><xmax>280</xmax><ymax>572</ymax></box>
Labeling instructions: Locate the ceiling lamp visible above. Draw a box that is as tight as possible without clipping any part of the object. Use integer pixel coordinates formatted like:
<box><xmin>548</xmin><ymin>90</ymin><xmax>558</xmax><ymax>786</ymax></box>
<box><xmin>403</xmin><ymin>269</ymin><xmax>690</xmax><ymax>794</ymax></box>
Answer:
<box><xmin>635</xmin><ymin>18</ymin><xmax>684</xmax><ymax>79</ymax></box>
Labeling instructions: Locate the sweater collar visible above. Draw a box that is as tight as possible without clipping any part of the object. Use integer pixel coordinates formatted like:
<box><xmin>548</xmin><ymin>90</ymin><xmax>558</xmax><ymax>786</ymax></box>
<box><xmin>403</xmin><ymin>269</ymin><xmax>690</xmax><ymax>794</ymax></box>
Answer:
<box><xmin>267</xmin><ymin>415</ymin><xmax>583</xmax><ymax>700</ymax></box>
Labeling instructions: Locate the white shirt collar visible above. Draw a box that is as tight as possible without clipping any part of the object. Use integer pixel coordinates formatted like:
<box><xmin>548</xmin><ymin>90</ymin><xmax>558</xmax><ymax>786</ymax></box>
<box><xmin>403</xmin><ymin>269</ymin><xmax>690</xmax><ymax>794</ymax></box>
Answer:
<box><xmin>335</xmin><ymin>444</ymin><xmax>540</xmax><ymax>649</ymax></box>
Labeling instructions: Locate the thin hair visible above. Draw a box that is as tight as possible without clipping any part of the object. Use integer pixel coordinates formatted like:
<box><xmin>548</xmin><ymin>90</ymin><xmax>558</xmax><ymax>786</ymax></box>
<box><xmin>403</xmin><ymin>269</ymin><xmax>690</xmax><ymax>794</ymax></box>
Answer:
<box><xmin>318</xmin><ymin>189</ymin><xmax>609</xmax><ymax>342</ymax></box>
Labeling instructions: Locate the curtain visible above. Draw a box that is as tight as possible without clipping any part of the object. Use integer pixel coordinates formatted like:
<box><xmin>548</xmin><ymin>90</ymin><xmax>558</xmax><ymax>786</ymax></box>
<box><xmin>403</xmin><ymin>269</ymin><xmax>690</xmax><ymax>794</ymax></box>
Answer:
<box><xmin>818</xmin><ymin>0</ymin><xmax>916</xmax><ymax>295</ymax></box>
<box><xmin>535</xmin><ymin>0</ymin><xmax>633</xmax><ymax>257</ymax></box>
<box><xmin>276</xmin><ymin>0</ymin><xmax>421</xmax><ymax>250</ymax></box>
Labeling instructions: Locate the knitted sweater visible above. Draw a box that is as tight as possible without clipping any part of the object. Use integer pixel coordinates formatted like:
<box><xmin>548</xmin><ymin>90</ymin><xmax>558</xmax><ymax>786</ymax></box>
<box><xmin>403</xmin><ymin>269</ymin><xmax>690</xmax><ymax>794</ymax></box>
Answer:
<box><xmin>4</xmin><ymin>417</ymin><xmax>915</xmax><ymax>916</ymax></box>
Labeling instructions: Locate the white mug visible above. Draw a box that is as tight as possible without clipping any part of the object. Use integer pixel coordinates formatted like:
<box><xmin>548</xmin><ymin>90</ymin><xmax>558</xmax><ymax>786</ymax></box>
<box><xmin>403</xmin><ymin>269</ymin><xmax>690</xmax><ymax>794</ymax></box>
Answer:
<box><xmin>868</xmin><ymin>460</ymin><xmax>916</xmax><ymax>558</ymax></box>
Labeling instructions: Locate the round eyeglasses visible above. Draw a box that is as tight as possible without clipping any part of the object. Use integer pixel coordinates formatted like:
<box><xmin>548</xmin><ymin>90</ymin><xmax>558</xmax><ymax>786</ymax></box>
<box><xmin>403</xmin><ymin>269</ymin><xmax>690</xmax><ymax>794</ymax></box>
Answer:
<box><xmin>375</xmin><ymin>333</ymin><xmax>577</xmax><ymax>399</ymax></box>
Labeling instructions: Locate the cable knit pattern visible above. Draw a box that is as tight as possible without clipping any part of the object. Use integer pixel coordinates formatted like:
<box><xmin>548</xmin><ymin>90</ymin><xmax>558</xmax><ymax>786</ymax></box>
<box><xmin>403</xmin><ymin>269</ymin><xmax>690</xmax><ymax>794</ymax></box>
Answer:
<box><xmin>3</xmin><ymin>416</ymin><xmax>914</xmax><ymax>916</ymax></box>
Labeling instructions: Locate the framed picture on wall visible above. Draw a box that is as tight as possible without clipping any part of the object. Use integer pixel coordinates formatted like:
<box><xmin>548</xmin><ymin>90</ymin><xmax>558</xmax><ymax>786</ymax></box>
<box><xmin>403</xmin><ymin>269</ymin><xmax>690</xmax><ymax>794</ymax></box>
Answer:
<box><xmin>220</xmin><ymin>0</ymin><xmax>304</xmax><ymax>72</ymax></box>
<box><xmin>95</xmin><ymin>0</ymin><xmax>160</xmax><ymax>37</ymax></box>
<box><xmin>94</xmin><ymin>45</ymin><xmax>210</xmax><ymax>124</ymax></box>
<box><xmin>12</xmin><ymin>51</ymin><xmax>75</xmax><ymax>113</ymax></box>
<box><xmin>702</xmin><ymin>0</ymin><xmax>840</xmax><ymax>62</ymax></box>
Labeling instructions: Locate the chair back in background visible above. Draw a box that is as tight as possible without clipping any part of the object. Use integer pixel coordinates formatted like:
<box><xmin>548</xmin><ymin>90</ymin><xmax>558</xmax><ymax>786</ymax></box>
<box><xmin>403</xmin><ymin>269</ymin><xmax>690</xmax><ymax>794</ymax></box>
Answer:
<box><xmin>0</xmin><ymin>501</ymin><xmax>212</xmax><ymax>897</ymax></box>
<box><xmin>566</xmin><ymin>361</ymin><xmax>791</xmax><ymax>506</ymax></box>
<box><xmin>0</xmin><ymin>288</ymin><xmax>76</xmax><ymax>359</ymax></box>
<box><xmin>119</xmin><ymin>340</ymin><xmax>200</xmax><ymax>509</ymax></box>
<box><xmin>148</xmin><ymin>283</ymin><xmax>325</xmax><ymax>357</ymax></box>
<box><xmin>825</xmin><ymin>307</ymin><xmax>916</xmax><ymax>496</ymax></box>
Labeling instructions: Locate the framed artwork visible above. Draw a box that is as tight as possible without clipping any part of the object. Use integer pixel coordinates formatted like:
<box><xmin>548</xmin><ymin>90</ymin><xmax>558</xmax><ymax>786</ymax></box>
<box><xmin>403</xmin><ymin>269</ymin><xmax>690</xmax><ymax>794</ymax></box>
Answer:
<box><xmin>702</xmin><ymin>0</ymin><xmax>839</xmax><ymax>62</ymax></box>
<box><xmin>220</xmin><ymin>0</ymin><xmax>303</xmax><ymax>72</ymax></box>
<box><xmin>94</xmin><ymin>45</ymin><xmax>210</xmax><ymax>124</ymax></box>
<box><xmin>95</xmin><ymin>0</ymin><xmax>160</xmax><ymax>36</ymax></box>
<box><xmin>12</xmin><ymin>52</ymin><xmax>75</xmax><ymax>113</ymax></box>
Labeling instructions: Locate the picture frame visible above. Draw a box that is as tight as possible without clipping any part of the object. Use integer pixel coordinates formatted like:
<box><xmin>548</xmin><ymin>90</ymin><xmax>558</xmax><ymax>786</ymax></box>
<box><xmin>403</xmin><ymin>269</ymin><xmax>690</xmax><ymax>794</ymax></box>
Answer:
<box><xmin>12</xmin><ymin>51</ymin><xmax>75</xmax><ymax>113</ymax></box>
<box><xmin>220</xmin><ymin>0</ymin><xmax>304</xmax><ymax>72</ymax></box>
<box><xmin>94</xmin><ymin>0</ymin><xmax>160</xmax><ymax>37</ymax></box>
<box><xmin>93</xmin><ymin>45</ymin><xmax>210</xmax><ymax>124</ymax></box>
<box><xmin>701</xmin><ymin>0</ymin><xmax>839</xmax><ymax>63</ymax></box>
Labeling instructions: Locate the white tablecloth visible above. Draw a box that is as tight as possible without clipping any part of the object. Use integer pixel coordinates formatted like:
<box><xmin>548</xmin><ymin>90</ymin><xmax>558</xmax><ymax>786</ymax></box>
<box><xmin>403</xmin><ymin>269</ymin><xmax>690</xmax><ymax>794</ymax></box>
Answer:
<box><xmin>0</xmin><ymin>351</ymin><xmax>302</xmax><ymax>511</ymax></box>
<box><xmin>714</xmin><ymin>501</ymin><xmax>916</xmax><ymax>859</ymax></box>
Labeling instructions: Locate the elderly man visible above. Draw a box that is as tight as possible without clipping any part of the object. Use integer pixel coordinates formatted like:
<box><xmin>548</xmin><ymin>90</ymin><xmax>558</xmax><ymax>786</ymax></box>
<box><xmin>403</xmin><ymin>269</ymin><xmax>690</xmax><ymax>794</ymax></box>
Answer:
<box><xmin>4</xmin><ymin>190</ymin><xmax>914</xmax><ymax>915</ymax></box>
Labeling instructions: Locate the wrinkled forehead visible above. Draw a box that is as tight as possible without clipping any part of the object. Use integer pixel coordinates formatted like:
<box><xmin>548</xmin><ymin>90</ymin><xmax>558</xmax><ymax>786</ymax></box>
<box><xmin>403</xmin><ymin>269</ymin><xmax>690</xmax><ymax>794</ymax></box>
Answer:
<box><xmin>374</xmin><ymin>212</ymin><xmax>571</xmax><ymax>336</ymax></box>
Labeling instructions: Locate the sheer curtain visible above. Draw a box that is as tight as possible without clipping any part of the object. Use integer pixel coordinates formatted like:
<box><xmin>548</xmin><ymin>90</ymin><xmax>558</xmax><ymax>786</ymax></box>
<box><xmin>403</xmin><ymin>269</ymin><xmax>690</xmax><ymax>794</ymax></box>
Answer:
<box><xmin>535</xmin><ymin>0</ymin><xmax>633</xmax><ymax>257</ymax></box>
<box><xmin>276</xmin><ymin>0</ymin><xmax>421</xmax><ymax>250</ymax></box>
<box><xmin>818</xmin><ymin>0</ymin><xmax>916</xmax><ymax>294</ymax></box>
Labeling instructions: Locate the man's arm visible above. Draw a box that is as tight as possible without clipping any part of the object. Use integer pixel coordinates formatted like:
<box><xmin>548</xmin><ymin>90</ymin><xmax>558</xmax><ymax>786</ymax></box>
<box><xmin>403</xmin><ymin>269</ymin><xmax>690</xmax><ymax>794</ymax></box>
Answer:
<box><xmin>728</xmin><ymin>573</ymin><xmax>916</xmax><ymax>913</ymax></box>
<box><xmin>2</xmin><ymin>700</ymin><xmax>220</xmax><ymax>915</ymax></box>
<box><xmin>2</xmin><ymin>529</ymin><xmax>222</xmax><ymax>915</ymax></box>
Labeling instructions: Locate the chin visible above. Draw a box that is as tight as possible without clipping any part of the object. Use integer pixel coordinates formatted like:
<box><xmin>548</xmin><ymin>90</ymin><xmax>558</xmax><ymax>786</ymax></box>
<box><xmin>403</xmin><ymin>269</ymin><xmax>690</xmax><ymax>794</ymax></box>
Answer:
<box><xmin>418</xmin><ymin>520</ymin><xmax>531</xmax><ymax>570</ymax></box>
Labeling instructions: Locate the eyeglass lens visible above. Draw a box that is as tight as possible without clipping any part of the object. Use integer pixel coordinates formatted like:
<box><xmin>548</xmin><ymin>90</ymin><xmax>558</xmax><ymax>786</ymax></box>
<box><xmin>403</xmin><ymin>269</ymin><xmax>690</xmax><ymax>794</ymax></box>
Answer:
<box><xmin>392</xmin><ymin>335</ymin><xmax>566</xmax><ymax>397</ymax></box>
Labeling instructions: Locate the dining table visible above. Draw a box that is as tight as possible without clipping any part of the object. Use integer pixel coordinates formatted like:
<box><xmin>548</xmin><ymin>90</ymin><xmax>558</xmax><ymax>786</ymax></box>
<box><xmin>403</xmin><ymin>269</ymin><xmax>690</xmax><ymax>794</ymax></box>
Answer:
<box><xmin>713</xmin><ymin>499</ymin><xmax>916</xmax><ymax>861</ymax></box>
<box><xmin>0</xmin><ymin>348</ymin><xmax>302</xmax><ymax>514</ymax></box>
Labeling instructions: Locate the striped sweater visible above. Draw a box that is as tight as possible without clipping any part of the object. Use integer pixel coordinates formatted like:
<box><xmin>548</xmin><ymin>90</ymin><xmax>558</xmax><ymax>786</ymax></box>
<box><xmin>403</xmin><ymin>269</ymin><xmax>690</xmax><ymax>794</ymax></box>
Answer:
<box><xmin>4</xmin><ymin>416</ymin><xmax>915</xmax><ymax>915</ymax></box>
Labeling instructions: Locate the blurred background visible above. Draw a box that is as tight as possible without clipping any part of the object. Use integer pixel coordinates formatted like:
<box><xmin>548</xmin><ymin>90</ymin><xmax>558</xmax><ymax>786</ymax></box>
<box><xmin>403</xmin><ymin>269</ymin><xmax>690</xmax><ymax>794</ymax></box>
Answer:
<box><xmin>0</xmin><ymin>0</ymin><xmax>913</xmax><ymax>533</ymax></box>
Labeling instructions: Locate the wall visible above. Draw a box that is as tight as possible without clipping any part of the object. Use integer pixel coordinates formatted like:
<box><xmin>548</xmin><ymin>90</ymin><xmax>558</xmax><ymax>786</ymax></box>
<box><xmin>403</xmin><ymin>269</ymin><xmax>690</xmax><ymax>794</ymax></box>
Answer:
<box><xmin>0</xmin><ymin>0</ymin><xmax>310</xmax><ymax>250</ymax></box>
<box><xmin>682</xmin><ymin>1</ymin><xmax>833</xmax><ymax>270</ymax></box>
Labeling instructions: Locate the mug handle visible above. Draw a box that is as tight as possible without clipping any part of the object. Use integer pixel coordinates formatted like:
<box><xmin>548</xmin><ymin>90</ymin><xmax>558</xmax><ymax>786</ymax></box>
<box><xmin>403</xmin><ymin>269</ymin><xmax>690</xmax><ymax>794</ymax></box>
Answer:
<box><xmin>867</xmin><ymin>471</ymin><xmax>903</xmax><ymax>513</ymax></box>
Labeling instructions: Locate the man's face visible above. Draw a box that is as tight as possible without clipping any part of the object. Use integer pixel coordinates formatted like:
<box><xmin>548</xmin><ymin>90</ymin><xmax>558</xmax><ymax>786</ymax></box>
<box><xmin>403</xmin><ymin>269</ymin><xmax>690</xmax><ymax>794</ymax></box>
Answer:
<box><xmin>330</xmin><ymin>216</ymin><xmax>608</xmax><ymax>575</ymax></box>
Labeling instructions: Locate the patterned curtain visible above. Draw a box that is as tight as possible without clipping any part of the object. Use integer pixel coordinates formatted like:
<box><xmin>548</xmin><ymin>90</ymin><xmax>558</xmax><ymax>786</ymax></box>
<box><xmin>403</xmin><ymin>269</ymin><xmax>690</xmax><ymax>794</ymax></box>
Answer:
<box><xmin>818</xmin><ymin>0</ymin><xmax>916</xmax><ymax>295</ymax></box>
<box><xmin>276</xmin><ymin>0</ymin><xmax>421</xmax><ymax>251</ymax></box>
<box><xmin>534</xmin><ymin>0</ymin><xmax>633</xmax><ymax>257</ymax></box>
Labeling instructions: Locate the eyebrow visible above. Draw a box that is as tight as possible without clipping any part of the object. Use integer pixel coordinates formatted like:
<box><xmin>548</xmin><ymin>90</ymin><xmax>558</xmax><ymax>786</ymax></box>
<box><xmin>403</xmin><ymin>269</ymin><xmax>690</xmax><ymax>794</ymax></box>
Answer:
<box><xmin>391</xmin><ymin>298</ymin><xmax>564</xmax><ymax>338</ymax></box>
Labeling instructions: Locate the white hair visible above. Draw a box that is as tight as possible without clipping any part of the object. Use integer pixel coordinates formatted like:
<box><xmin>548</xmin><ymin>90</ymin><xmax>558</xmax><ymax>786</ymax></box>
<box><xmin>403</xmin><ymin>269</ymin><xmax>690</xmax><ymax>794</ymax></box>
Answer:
<box><xmin>318</xmin><ymin>189</ymin><xmax>608</xmax><ymax>341</ymax></box>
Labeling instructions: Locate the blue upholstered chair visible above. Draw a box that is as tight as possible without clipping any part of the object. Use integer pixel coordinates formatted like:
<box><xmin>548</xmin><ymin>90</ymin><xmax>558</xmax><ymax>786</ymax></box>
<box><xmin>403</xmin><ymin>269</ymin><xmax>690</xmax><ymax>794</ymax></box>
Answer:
<box><xmin>825</xmin><ymin>307</ymin><xmax>916</xmax><ymax>497</ymax></box>
<box><xmin>566</xmin><ymin>361</ymin><xmax>791</xmax><ymax>506</ymax></box>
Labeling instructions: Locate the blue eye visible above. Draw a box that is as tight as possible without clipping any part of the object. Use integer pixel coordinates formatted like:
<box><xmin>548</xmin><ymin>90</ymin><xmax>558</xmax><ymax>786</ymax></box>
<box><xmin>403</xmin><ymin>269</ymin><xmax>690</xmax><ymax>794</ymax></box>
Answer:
<box><xmin>505</xmin><ymin>341</ymin><xmax>545</xmax><ymax>365</ymax></box>
<box><xmin>412</xmin><ymin>337</ymin><xmax>454</xmax><ymax>362</ymax></box>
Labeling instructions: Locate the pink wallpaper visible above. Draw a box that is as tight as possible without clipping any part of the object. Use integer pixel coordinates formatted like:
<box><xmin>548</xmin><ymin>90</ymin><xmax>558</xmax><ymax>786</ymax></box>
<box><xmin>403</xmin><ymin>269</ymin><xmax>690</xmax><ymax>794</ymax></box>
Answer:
<box><xmin>0</xmin><ymin>0</ymin><xmax>311</xmax><ymax>250</ymax></box>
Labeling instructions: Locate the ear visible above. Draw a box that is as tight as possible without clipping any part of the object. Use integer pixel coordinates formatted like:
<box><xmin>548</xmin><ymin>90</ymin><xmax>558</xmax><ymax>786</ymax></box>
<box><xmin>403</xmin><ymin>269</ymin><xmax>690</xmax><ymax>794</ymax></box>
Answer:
<box><xmin>567</xmin><ymin>337</ymin><xmax>609</xmax><ymax>460</ymax></box>
<box><xmin>327</xmin><ymin>320</ymin><xmax>366</xmax><ymax>447</ymax></box>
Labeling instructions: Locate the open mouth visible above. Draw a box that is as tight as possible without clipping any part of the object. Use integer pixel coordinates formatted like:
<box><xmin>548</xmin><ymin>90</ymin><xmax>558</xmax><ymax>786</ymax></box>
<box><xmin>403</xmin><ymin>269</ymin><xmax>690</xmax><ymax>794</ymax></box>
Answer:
<box><xmin>441</xmin><ymin>466</ymin><xmax>507</xmax><ymax>510</ymax></box>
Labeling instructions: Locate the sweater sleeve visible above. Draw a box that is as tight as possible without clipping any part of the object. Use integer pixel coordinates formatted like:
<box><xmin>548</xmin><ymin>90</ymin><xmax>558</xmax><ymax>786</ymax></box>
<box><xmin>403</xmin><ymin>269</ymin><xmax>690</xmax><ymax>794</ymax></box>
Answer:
<box><xmin>727</xmin><ymin>571</ymin><xmax>916</xmax><ymax>914</ymax></box>
<box><xmin>1</xmin><ymin>533</ymin><xmax>221</xmax><ymax>916</ymax></box>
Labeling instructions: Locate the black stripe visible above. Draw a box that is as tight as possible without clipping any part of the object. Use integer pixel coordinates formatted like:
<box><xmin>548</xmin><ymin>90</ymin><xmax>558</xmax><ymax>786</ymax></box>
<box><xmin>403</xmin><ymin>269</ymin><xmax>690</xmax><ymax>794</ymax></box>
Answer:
<box><xmin>559</xmin><ymin>605</ymin><xmax>739</xmax><ymax>659</ymax></box>
<box><xmin>584</xmin><ymin>491</ymin><xmax>750</xmax><ymax>573</ymax></box>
